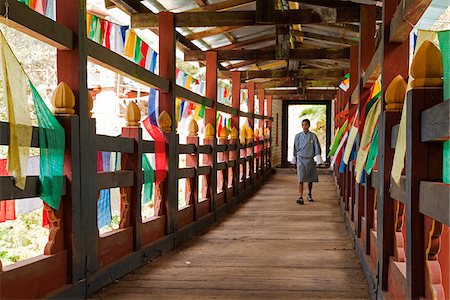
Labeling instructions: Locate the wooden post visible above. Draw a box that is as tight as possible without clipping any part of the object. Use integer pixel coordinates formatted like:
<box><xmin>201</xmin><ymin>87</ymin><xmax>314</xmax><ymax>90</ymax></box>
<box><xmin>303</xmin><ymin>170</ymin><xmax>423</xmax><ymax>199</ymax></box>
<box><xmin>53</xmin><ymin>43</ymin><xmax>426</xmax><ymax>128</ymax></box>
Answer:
<box><xmin>205</xmin><ymin>51</ymin><xmax>218</xmax><ymax>215</ymax></box>
<box><xmin>186</xmin><ymin>120</ymin><xmax>199</xmax><ymax>221</ymax></box>
<box><xmin>121</xmin><ymin>102</ymin><xmax>143</xmax><ymax>251</ymax></box>
<box><xmin>158</xmin><ymin>12</ymin><xmax>177</xmax><ymax>235</ymax></box>
<box><xmin>377</xmin><ymin>0</ymin><xmax>410</xmax><ymax>291</ymax></box>
<box><xmin>364</xmin><ymin>172</ymin><xmax>376</xmax><ymax>255</ymax></box>
<box><xmin>356</xmin><ymin>4</ymin><xmax>376</xmax><ymax>238</ymax></box>
<box><xmin>231</xmin><ymin>71</ymin><xmax>241</xmax><ymax>198</ymax></box>
<box><xmin>247</xmin><ymin>82</ymin><xmax>255</xmax><ymax>185</ymax></box>
<box><xmin>57</xmin><ymin>0</ymin><xmax>93</xmax><ymax>281</ymax></box>
<box><xmin>266</xmin><ymin>95</ymin><xmax>272</xmax><ymax>171</ymax></box>
<box><xmin>258</xmin><ymin>89</ymin><xmax>265</xmax><ymax>177</ymax></box>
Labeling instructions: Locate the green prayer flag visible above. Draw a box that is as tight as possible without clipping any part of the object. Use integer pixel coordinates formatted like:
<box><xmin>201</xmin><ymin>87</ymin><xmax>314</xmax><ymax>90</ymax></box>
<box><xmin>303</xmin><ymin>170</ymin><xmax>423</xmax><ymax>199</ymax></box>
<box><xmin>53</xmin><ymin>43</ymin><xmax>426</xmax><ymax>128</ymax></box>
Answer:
<box><xmin>142</xmin><ymin>153</ymin><xmax>155</xmax><ymax>204</ymax></box>
<box><xmin>198</xmin><ymin>104</ymin><xmax>205</xmax><ymax>118</ymax></box>
<box><xmin>365</xmin><ymin>125</ymin><xmax>379</xmax><ymax>175</ymax></box>
<box><xmin>30</xmin><ymin>81</ymin><xmax>65</xmax><ymax>210</ymax></box>
<box><xmin>18</xmin><ymin>0</ymin><xmax>30</xmax><ymax>5</ymax></box>
<box><xmin>328</xmin><ymin>120</ymin><xmax>348</xmax><ymax>157</ymax></box>
<box><xmin>134</xmin><ymin>37</ymin><xmax>143</xmax><ymax>64</ymax></box>
<box><xmin>344</xmin><ymin>73</ymin><xmax>350</xmax><ymax>79</ymax></box>
<box><xmin>438</xmin><ymin>31</ymin><xmax>450</xmax><ymax>183</ymax></box>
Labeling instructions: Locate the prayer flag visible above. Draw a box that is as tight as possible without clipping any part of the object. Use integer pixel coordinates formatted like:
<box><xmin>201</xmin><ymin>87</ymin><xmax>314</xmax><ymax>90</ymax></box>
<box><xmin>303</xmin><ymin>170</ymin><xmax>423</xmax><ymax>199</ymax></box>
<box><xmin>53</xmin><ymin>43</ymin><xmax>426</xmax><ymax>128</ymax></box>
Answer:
<box><xmin>438</xmin><ymin>31</ymin><xmax>450</xmax><ymax>183</ymax></box>
<box><xmin>97</xmin><ymin>152</ymin><xmax>112</xmax><ymax>229</ymax></box>
<box><xmin>143</xmin><ymin>117</ymin><xmax>167</xmax><ymax>184</ymax></box>
<box><xmin>365</xmin><ymin>125</ymin><xmax>379</xmax><ymax>175</ymax></box>
<box><xmin>0</xmin><ymin>32</ymin><xmax>32</xmax><ymax>190</ymax></box>
<box><xmin>0</xmin><ymin>159</ymin><xmax>16</xmax><ymax>223</ymax></box>
<box><xmin>124</xmin><ymin>29</ymin><xmax>137</xmax><ymax>59</ymax></box>
<box><xmin>142</xmin><ymin>153</ymin><xmax>155</xmax><ymax>204</ymax></box>
<box><xmin>328</xmin><ymin>120</ymin><xmax>348</xmax><ymax>157</ymax></box>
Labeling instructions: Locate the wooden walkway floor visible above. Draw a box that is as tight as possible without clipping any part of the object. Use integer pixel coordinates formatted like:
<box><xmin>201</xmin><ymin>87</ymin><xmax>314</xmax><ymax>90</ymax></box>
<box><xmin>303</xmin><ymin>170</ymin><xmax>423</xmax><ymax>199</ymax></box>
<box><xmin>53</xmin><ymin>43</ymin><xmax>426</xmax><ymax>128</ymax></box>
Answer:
<box><xmin>92</xmin><ymin>170</ymin><xmax>370</xmax><ymax>299</ymax></box>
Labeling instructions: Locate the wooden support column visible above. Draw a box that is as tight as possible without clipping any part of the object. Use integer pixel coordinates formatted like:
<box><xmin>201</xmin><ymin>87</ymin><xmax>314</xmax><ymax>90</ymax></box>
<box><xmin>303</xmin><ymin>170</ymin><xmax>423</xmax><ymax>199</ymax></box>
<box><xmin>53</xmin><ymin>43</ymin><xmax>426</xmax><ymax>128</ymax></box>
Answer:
<box><xmin>247</xmin><ymin>82</ymin><xmax>255</xmax><ymax>185</ymax></box>
<box><xmin>377</xmin><ymin>0</ymin><xmax>409</xmax><ymax>292</ymax></box>
<box><xmin>231</xmin><ymin>71</ymin><xmax>241</xmax><ymax>197</ymax></box>
<box><xmin>348</xmin><ymin>45</ymin><xmax>359</xmax><ymax>100</ymax></box>
<box><xmin>57</xmin><ymin>0</ymin><xmax>92</xmax><ymax>282</ymax></box>
<box><xmin>356</xmin><ymin>4</ymin><xmax>376</xmax><ymax>238</ymax></box>
<box><xmin>186</xmin><ymin>126</ymin><xmax>199</xmax><ymax>221</ymax></box>
<box><xmin>267</xmin><ymin>95</ymin><xmax>272</xmax><ymax>170</ymax></box>
<box><xmin>204</xmin><ymin>51</ymin><xmax>218</xmax><ymax>215</ymax></box>
<box><xmin>406</xmin><ymin>89</ymin><xmax>443</xmax><ymax>299</ymax></box>
<box><xmin>158</xmin><ymin>12</ymin><xmax>177</xmax><ymax>235</ymax></box>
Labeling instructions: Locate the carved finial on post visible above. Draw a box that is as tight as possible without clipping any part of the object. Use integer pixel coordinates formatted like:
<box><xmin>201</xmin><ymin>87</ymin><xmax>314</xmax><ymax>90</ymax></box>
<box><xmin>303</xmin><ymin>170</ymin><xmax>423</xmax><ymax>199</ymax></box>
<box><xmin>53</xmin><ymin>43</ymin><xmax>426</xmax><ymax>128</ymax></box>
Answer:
<box><xmin>52</xmin><ymin>82</ymin><xmax>75</xmax><ymax>116</ymax></box>
<box><xmin>219</xmin><ymin>127</ymin><xmax>229</xmax><ymax>139</ymax></box>
<box><xmin>246</xmin><ymin>127</ymin><xmax>253</xmax><ymax>140</ymax></box>
<box><xmin>254</xmin><ymin>128</ymin><xmax>259</xmax><ymax>139</ymax></box>
<box><xmin>230</xmin><ymin>127</ymin><xmax>238</xmax><ymax>139</ymax></box>
<box><xmin>188</xmin><ymin>119</ymin><xmax>199</xmax><ymax>137</ymax></box>
<box><xmin>125</xmin><ymin>101</ymin><xmax>141</xmax><ymax>127</ymax></box>
<box><xmin>259</xmin><ymin>127</ymin><xmax>264</xmax><ymax>138</ymax></box>
<box><xmin>205</xmin><ymin>123</ymin><xmax>215</xmax><ymax>139</ymax></box>
<box><xmin>240</xmin><ymin>127</ymin><xmax>247</xmax><ymax>144</ymax></box>
<box><xmin>158</xmin><ymin>110</ymin><xmax>172</xmax><ymax>133</ymax></box>
<box><xmin>411</xmin><ymin>40</ymin><xmax>443</xmax><ymax>88</ymax></box>
<box><xmin>265</xmin><ymin>128</ymin><xmax>270</xmax><ymax>137</ymax></box>
<box><xmin>87</xmin><ymin>92</ymin><xmax>94</xmax><ymax>118</ymax></box>
<box><xmin>385</xmin><ymin>75</ymin><xmax>407</xmax><ymax>112</ymax></box>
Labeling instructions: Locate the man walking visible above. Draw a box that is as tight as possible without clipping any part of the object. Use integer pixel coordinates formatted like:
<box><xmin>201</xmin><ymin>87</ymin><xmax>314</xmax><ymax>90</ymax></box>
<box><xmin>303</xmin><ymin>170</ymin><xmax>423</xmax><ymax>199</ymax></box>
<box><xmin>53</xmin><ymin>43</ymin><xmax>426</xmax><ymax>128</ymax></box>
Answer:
<box><xmin>292</xmin><ymin>119</ymin><xmax>322</xmax><ymax>205</ymax></box>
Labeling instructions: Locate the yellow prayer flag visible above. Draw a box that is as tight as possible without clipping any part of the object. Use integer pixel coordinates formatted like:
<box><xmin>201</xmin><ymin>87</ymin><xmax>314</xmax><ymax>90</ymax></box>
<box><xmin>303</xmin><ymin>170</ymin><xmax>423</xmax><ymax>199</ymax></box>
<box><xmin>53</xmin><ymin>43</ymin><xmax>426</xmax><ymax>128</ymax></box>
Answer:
<box><xmin>123</xmin><ymin>29</ymin><xmax>137</xmax><ymax>59</ymax></box>
<box><xmin>343</xmin><ymin>118</ymin><xmax>358</xmax><ymax>165</ymax></box>
<box><xmin>0</xmin><ymin>32</ymin><xmax>32</xmax><ymax>190</ymax></box>
<box><xmin>355</xmin><ymin>99</ymin><xmax>381</xmax><ymax>183</ymax></box>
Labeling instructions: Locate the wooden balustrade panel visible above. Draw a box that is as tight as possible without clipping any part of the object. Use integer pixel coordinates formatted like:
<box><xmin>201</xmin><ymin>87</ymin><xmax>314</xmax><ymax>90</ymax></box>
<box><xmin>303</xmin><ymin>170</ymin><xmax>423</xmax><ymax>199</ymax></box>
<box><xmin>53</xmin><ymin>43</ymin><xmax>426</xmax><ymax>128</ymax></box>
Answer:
<box><xmin>178</xmin><ymin>205</ymin><xmax>195</xmax><ymax>229</ymax></box>
<box><xmin>98</xmin><ymin>227</ymin><xmax>134</xmax><ymax>268</ymax></box>
<box><xmin>0</xmin><ymin>252</ymin><xmax>67</xmax><ymax>299</ymax></box>
<box><xmin>140</xmin><ymin>216</ymin><xmax>166</xmax><ymax>246</ymax></box>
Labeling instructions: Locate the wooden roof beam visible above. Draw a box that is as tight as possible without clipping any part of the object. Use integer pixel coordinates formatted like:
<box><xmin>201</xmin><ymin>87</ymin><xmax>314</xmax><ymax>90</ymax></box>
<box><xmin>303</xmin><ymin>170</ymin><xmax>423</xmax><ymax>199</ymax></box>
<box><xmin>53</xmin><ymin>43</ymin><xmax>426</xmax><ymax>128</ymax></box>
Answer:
<box><xmin>219</xmin><ymin>68</ymin><xmax>346</xmax><ymax>80</ymax></box>
<box><xmin>291</xmin><ymin>30</ymin><xmax>359</xmax><ymax>46</ymax></box>
<box><xmin>215</xmin><ymin>33</ymin><xmax>275</xmax><ymax>50</ymax></box>
<box><xmin>187</xmin><ymin>0</ymin><xmax>255</xmax><ymax>12</ymax></box>
<box><xmin>389</xmin><ymin>0</ymin><xmax>433</xmax><ymax>42</ymax></box>
<box><xmin>131</xmin><ymin>9</ymin><xmax>362</xmax><ymax>28</ymax></box>
<box><xmin>185</xmin><ymin>26</ymin><xmax>241</xmax><ymax>40</ymax></box>
<box><xmin>185</xmin><ymin>47</ymin><xmax>350</xmax><ymax>61</ymax></box>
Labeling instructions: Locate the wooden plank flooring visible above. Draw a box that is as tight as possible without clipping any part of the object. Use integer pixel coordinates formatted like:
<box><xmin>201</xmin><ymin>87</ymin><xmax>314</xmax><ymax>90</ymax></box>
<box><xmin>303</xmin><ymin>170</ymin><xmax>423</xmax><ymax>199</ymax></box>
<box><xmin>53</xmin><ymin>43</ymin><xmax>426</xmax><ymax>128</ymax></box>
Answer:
<box><xmin>92</xmin><ymin>170</ymin><xmax>370</xmax><ymax>299</ymax></box>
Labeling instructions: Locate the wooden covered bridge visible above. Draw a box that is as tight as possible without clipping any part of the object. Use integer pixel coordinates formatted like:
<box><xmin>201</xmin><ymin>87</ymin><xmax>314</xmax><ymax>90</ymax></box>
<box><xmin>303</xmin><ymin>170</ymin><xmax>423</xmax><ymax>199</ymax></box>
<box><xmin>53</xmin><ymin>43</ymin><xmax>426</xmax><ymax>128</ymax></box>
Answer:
<box><xmin>0</xmin><ymin>0</ymin><xmax>448</xmax><ymax>299</ymax></box>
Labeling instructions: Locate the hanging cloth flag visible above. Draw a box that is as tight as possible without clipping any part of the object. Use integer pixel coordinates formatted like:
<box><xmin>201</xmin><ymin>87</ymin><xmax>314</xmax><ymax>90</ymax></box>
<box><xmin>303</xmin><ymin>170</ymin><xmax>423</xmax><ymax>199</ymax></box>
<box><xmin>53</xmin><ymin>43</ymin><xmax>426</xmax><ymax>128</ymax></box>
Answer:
<box><xmin>0</xmin><ymin>159</ymin><xmax>16</xmax><ymax>223</ymax></box>
<box><xmin>102</xmin><ymin>20</ymin><xmax>112</xmax><ymax>49</ymax></box>
<box><xmin>148</xmin><ymin>89</ymin><xmax>159</xmax><ymax>123</ymax></box>
<box><xmin>97</xmin><ymin>152</ymin><xmax>112</xmax><ymax>229</ymax></box>
<box><xmin>217</xmin><ymin>115</ymin><xmax>223</xmax><ymax>137</ymax></box>
<box><xmin>146</xmin><ymin>49</ymin><xmax>158</xmax><ymax>72</ymax></box>
<box><xmin>142</xmin><ymin>153</ymin><xmax>155</xmax><ymax>204</ymax></box>
<box><xmin>30</xmin><ymin>81</ymin><xmax>65</xmax><ymax>210</ymax></box>
<box><xmin>89</xmin><ymin>15</ymin><xmax>103</xmax><ymax>44</ymax></box>
<box><xmin>354</xmin><ymin>98</ymin><xmax>381</xmax><ymax>183</ymax></box>
<box><xmin>438</xmin><ymin>30</ymin><xmax>450</xmax><ymax>184</ymax></box>
<box><xmin>138</xmin><ymin>41</ymin><xmax>149</xmax><ymax>67</ymax></box>
<box><xmin>0</xmin><ymin>32</ymin><xmax>32</xmax><ymax>190</ymax></box>
<box><xmin>339</xmin><ymin>73</ymin><xmax>350</xmax><ymax>92</ymax></box>
<box><xmin>185</xmin><ymin>75</ymin><xmax>193</xmax><ymax>89</ymax></box>
<box><xmin>359</xmin><ymin>81</ymin><xmax>381</xmax><ymax>136</ymax></box>
<box><xmin>45</xmin><ymin>0</ymin><xmax>55</xmax><ymax>20</ymax></box>
<box><xmin>330</xmin><ymin>131</ymin><xmax>348</xmax><ymax>169</ymax></box>
<box><xmin>343</xmin><ymin>116</ymin><xmax>358</xmax><ymax>164</ymax></box>
<box><xmin>124</xmin><ymin>29</ymin><xmax>137</xmax><ymax>59</ymax></box>
<box><xmin>143</xmin><ymin>117</ymin><xmax>167</xmax><ymax>184</ymax></box>
<box><xmin>133</xmin><ymin>36</ymin><xmax>143</xmax><ymax>64</ymax></box>
<box><xmin>328</xmin><ymin>119</ymin><xmax>348</xmax><ymax>157</ymax></box>
<box><xmin>34</xmin><ymin>0</ymin><xmax>45</xmax><ymax>14</ymax></box>
<box><xmin>86</xmin><ymin>13</ymin><xmax>93</xmax><ymax>36</ymax></box>
<box><xmin>365</xmin><ymin>125</ymin><xmax>379</xmax><ymax>175</ymax></box>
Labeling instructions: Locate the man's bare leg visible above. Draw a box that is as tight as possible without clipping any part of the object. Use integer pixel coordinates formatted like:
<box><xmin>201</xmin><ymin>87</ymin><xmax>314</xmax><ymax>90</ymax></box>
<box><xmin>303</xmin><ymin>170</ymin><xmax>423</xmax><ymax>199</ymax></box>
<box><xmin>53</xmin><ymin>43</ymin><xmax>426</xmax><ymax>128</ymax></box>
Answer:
<box><xmin>307</xmin><ymin>182</ymin><xmax>314</xmax><ymax>201</ymax></box>
<box><xmin>297</xmin><ymin>182</ymin><xmax>304</xmax><ymax>205</ymax></box>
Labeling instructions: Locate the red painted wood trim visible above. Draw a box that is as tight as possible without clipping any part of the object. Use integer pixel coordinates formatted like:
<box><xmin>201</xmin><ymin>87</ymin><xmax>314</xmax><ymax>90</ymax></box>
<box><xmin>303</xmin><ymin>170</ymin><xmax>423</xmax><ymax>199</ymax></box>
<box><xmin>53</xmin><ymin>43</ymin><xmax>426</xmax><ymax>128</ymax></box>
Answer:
<box><xmin>205</xmin><ymin>51</ymin><xmax>218</xmax><ymax>127</ymax></box>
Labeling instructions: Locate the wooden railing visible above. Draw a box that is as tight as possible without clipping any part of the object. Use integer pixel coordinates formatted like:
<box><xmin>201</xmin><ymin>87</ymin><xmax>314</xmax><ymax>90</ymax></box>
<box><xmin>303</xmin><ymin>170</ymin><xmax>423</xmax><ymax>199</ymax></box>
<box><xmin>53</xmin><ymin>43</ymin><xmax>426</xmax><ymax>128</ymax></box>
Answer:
<box><xmin>334</xmin><ymin>43</ymin><xmax>450</xmax><ymax>299</ymax></box>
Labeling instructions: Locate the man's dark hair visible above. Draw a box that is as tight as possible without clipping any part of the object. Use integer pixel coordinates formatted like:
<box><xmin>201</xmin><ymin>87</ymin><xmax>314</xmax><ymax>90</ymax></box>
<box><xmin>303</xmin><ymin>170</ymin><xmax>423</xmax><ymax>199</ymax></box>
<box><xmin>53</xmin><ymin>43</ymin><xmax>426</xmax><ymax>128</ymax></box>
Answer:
<box><xmin>302</xmin><ymin>119</ymin><xmax>310</xmax><ymax>126</ymax></box>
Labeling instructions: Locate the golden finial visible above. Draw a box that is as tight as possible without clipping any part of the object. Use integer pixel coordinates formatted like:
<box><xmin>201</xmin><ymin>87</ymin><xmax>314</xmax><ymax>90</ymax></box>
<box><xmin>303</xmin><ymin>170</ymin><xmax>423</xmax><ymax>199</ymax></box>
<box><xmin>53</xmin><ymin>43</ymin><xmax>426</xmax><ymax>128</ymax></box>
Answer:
<box><xmin>188</xmin><ymin>119</ymin><xmax>198</xmax><ymax>137</ymax></box>
<box><xmin>385</xmin><ymin>75</ymin><xmax>407</xmax><ymax>112</ymax></box>
<box><xmin>87</xmin><ymin>92</ymin><xmax>94</xmax><ymax>118</ymax></box>
<box><xmin>158</xmin><ymin>110</ymin><xmax>172</xmax><ymax>133</ymax></box>
<box><xmin>125</xmin><ymin>101</ymin><xmax>141</xmax><ymax>127</ymax></box>
<box><xmin>411</xmin><ymin>40</ymin><xmax>443</xmax><ymax>88</ymax></box>
<box><xmin>219</xmin><ymin>127</ymin><xmax>229</xmax><ymax>139</ymax></box>
<box><xmin>265</xmin><ymin>128</ymin><xmax>270</xmax><ymax>137</ymax></box>
<box><xmin>230</xmin><ymin>127</ymin><xmax>238</xmax><ymax>139</ymax></box>
<box><xmin>254</xmin><ymin>128</ymin><xmax>259</xmax><ymax>139</ymax></box>
<box><xmin>240</xmin><ymin>126</ymin><xmax>247</xmax><ymax>144</ymax></box>
<box><xmin>205</xmin><ymin>123</ymin><xmax>215</xmax><ymax>139</ymax></box>
<box><xmin>246</xmin><ymin>127</ymin><xmax>253</xmax><ymax>140</ymax></box>
<box><xmin>52</xmin><ymin>82</ymin><xmax>75</xmax><ymax>115</ymax></box>
<box><xmin>259</xmin><ymin>127</ymin><xmax>264</xmax><ymax>138</ymax></box>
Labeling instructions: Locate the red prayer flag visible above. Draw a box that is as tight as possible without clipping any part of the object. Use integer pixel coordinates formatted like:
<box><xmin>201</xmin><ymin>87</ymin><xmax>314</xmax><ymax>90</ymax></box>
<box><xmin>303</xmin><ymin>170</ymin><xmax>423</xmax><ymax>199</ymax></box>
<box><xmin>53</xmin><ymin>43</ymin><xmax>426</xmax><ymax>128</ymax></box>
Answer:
<box><xmin>0</xmin><ymin>159</ymin><xmax>16</xmax><ymax>223</ymax></box>
<box><xmin>103</xmin><ymin>20</ymin><xmax>112</xmax><ymax>49</ymax></box>
<box><xmin>139</xmin><ymin>42</ymin><xmax>149</xmax><ymax>67</ymax></box>
<box><xmin>143</xmin><ymin>117</ymin><xmax>167</xmax><ymax>184</ymax></box>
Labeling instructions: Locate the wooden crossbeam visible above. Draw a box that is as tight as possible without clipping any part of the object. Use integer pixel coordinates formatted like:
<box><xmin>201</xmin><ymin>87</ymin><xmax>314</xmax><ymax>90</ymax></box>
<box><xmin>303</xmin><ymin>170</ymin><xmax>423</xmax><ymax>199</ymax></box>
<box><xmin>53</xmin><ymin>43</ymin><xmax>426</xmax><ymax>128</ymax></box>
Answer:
<box><xmin>292</xmin><ymin>30</ymin><xmax>359</xmax><ymax>46</ymax></box>
<box><xmin>389</xmin><ymin>0</ymin><xmax>433</xmax><ymax>42</ymax></box>
<box><xmin>215</xmin><ymin>34</ymin><xmax>275</xmax><ymax>50</ymax></box>
<box><xmin>185</xmin><ymin>47</ymin><xmax>350</xmax><ymax>61</ymax></box>
<box><xmin>219</xmin><ymin>68</ymin><xmax>346</xmax><ymax>80</ymax></box>
<box><xmin>289</xmin><ymin>0</ymin><xmax>360</xmax><ymax>7</ymax></box>
<box><xmin>131</xmin><ymin>9</ymin><xmax>361</xmax><ymax>28</ymax></box>
<box><xmin>265</xmin><ymin>89</ymin><xmax>336</xmax><ymax>96</ymax></box>
<box><xmin>272</xmin><ymin>94</ymin><xmax>335</xmax><ymax>100</ymax></box>
<box><xmin>187</xmin><ymin>0</ymin><xmax>255</xmax><ymax>12</ymax></box>
<box><xmin>186</xmin><ymin>26</ymin><xmax>241</xmax><ymax>40</ymax></box>
<box><xmin>242</xmin><ymin>78</ymin><xmax>340</xmax><ymax>88</ymax></box>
